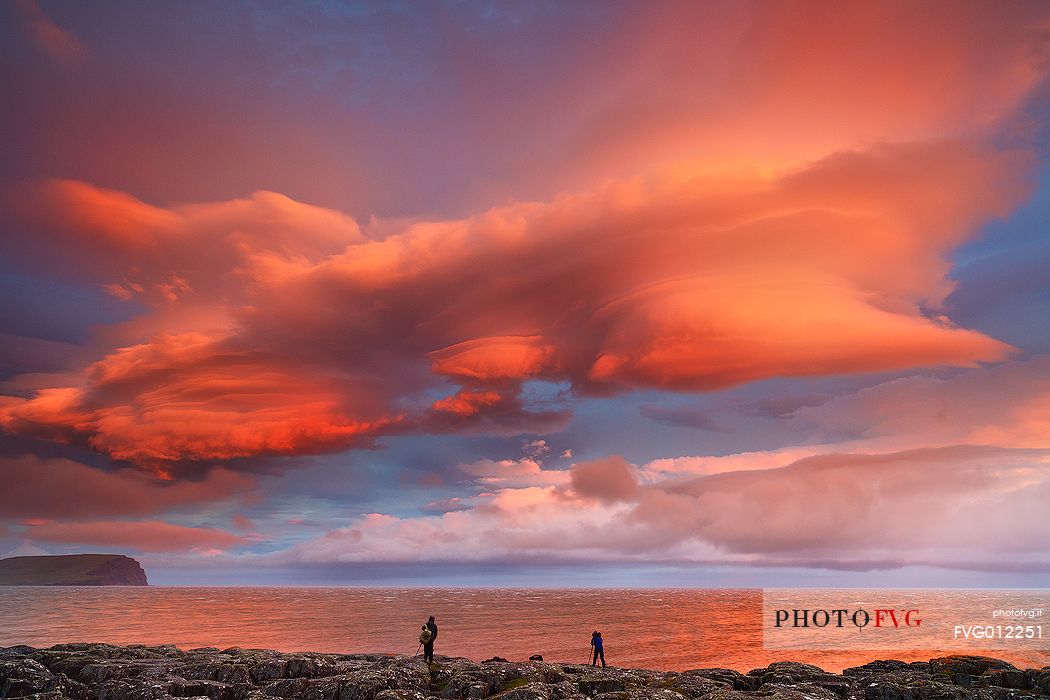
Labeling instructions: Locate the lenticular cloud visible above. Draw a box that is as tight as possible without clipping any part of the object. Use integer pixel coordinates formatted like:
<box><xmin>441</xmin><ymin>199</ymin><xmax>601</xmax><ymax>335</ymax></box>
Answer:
<box><xmin>0</xmin><ymin>140</ymin><xmax>1028</xmax><ymax>473</ymax></box>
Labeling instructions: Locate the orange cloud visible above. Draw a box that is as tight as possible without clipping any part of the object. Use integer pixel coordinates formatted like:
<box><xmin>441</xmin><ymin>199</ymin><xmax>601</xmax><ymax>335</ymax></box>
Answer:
<box><xmin>545</xmin><ymin>0</ymin><xmax>1050</xmax><ymax>190</ymax></box>
<box><xmin>231</xmin><ymin>514</ymin><xmax>255</xmax><ymax>531</ymax></box>
<box><xmin>0</xmin><ymin>455</ymin><xmax>255</xmax><ymax>520</ymax></box>
<box><xmin>275</xmin><ymin>444</ymin><xmax>1050</xmax><ymax>571</ymax></box>
<box><xmin>458</xmin><ymin>457</ymin><xmax>569</xmax><ymax>489</ymax></box>
<box><xmin>266</xmin><ymin>140</ymin><xmax>1022</xmax><ymax>396</ymax></box>
<box><xmin>14</xmin><ymin>0</ymin><xmax>88</xmax><ymax>64</ymax></box>
<box><xmin>570</xmin><ymin>456</ymin><xmax>638</xmax><ymax>503</ymax></box>
<box><xmin>25</xmin><ymin>520</ymin><xmax>246</xmax><ymax>553</ymax></box>
<box><xmin>425</xmin><ymin>387</ymin><xmax>568</xmax><ymax>435</ymax></box>
<box><xmin>431</xmin><ymin>390</ymin><xmax>504</xmax><ymax>416</ymax></box>
<box><xmin>0</xmin><ymin>332</ymin><xmax>401</xmax><ymax>470</ymax></box>
<box><xmin>0</xmin><ymin>139</ymin><xmax>1031</xmax><ymax>470</ymax></box>
<box><xmin>430</xmin><ymin>337</ymin><xmax>559</xmax><ymax>382</ymax></box>
<box><xmin>640</xmin><ymin>446</ymin><xmax>1050</xmax><ymax>563</ymax></box>
<box><xmin>795</xmin><ymin>356</ymin><xmax>1050</xmax><ymax>450</ymax></box>
<box><xmin>5</xmin><ymin>180</ymin><xmax>362</xmax><ymax>304</ymax></box>
<box><xmin>272</xmin><ymin>354</ymin><xmax>1050</xmax><ymax>570</ymax></box>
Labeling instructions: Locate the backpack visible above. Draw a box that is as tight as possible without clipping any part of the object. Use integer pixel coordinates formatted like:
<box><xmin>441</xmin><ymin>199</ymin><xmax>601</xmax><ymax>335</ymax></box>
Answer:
<box><xmin>419</xmin><ymin>628</ymin><xmax>433</xmax><ymax>644</ymax></box>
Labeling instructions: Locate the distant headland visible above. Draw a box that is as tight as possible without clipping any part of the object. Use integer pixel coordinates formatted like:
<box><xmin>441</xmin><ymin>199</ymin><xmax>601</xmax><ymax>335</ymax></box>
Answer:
<box><xmin>0</xmin><ymin>554</ymin><xmax>148</xmax><ymax>586</ymax></box>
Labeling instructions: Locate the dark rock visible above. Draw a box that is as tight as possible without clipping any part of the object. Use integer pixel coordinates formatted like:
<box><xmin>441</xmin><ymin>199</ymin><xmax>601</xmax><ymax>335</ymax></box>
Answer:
<box><xmin>95</xmin><ymin>678</ymin><xmax>172</xmax><ymax>700</ymax></box>
<box><xmin>286</xmin><ymin>657</ymin><xmax>340</xmax><ymax>679</ymax></box>
<box><xmin>1032</xmin><ymin>672</ymin><xmax>1050</xmax><ymax>694</ymax></box>
<box><xmin>929</xmin><ymin>658</ymin><xmax>1019</xmax><ymax>689</ymax></box>
<box><xmin>545</xmin><ymin>681</ymin><xmax>581</xmax><ymax>700</ymax></box>
<box><xmin>683</xmin><ymin>669</ymin><xmax>758</xmax><ymax>692</ymax></box>
<box><xmin>702</xmin><ymin>687</ymin><xmax>836</xmax><ymax>700</ymax></box>
<box><xmin>373</xmin><ymin>692</ymin><xmax>429</xmax><ymax>700</ymax></box>
<box><xmin>844</xmin><ymin>661</ymin><xmax>914</xmax><ymax>677</ymax></box>
<box><xmin>980</xmin><ymin>672</ymin><xmax>1031</xmax><ymax>691</ymax></box>
<box><xmin>864</xmin><ymin>677</ymin><xmax>973</xmax><ymax>700</ymax></box>
<box><xmin>213</xmin><ymin>665</ymin><xmax>252</xmax><ymax>685</ymax></box>
<box><xmin>14</xmin><ymin>693</ymin><xmax>68</xmax><ymax>700</ymax></box>
<box><xmin>570</xmin><ymin>667</ymin><xmax>662</xmax><ymax>696</ymax></box>
<box><xmin>528</xmin><ymin>658</ymin><xmax>543</xmax><ymax>663</ymax></box>
<box><xmin>492</xmin><ymin>683</ymin><xmax>550</xmax><ymax>700</ymax></box>
<box><xmin>262</xmin><ymin>678</ymin><xmax>310</xmax><ymax>698</ymax></box>
<box><xmin>766</xmin><ymin>683</ymin><xmax>841</xmax><ymax>700</ymax></box>
<box><xmin>746</xmin><ymin>661</ymin><xmax>850</xmax><ymax>698</ymax></box>
<box><xmin>930</xmin><ymin>660</ymin><xmax>1018</xmax><ymax>678</ymax></box>
<box><xmin>247</xmin><ymin>659</ymin><xmax>287</xmax><ymax>683</ymax></box>
<box><xmin>621</xmin><ymin>688</ymin><xmax>690</xmax><ymax>700</ymax></box>
<box><xmin>0</xmin><ymin>658</ymin><xmax>56</xmax><ymax>698</ymax></box>
<box><xmin>662</xmin><ymin>671</ymin><xmax>731</xmax><ymax>698</ymax></box>
<box><xmin>169</xmin><ymin>679</ymin><xmax>243</xmax><ymax>700</ymax></box>
<box><xmin>973</xmin><ymin>689</ymin><xmax>1044</xmax><ymax>700</ymax></box>
<box><xmin>0</xmin><ymin>643</ymin><xmax>1044</xmax><ymax>700</ymax></box>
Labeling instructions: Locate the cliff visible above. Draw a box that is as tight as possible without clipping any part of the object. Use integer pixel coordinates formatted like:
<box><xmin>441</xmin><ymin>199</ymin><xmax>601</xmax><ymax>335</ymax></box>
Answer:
<box><xmin>0</xmin><ymin>554</ymin><xmax>148</xmax><ymax>586</ymax></box>
<box><xmin>0</xmin><ymin>643</ymin><xmax>1047</xmax><ymax>700</ymax></box>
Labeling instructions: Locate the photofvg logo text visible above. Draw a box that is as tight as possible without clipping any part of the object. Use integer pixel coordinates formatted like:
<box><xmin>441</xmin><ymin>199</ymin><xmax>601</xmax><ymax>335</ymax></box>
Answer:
<box><xmin>762</xmin><ymin>590</ymin><xmax>1047</xmax><ymax>651</ymax></box>
<box><xmin>774</xmin><ymin>608</ymin><xmax>922</xmax><ymax>629</ymax></box>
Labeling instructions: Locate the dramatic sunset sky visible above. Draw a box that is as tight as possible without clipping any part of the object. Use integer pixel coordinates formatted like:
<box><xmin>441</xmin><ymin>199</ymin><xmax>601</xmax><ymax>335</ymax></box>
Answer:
<box><xmin>1</xmin><ymin>0</ymin><xmax>1049</xmax><ymax>586</ymax></box>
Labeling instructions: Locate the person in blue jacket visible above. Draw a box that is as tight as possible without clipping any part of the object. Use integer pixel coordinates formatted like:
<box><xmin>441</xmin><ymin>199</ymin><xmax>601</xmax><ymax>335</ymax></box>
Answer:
<box><xmin>590</xmin><ymin>630</ymin><xmax>606</xmax><ymax>668</ymax></box>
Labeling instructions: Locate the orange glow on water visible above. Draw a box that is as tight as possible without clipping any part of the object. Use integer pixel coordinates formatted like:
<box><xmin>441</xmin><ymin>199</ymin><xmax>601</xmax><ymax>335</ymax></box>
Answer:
<box><xmin>0</xmin><ymin>588</ymin><xmax>1046</xmax><ymax>673</ymax></box>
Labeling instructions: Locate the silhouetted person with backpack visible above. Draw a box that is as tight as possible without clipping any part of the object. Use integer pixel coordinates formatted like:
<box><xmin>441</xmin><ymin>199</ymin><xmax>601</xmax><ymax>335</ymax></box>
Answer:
<box><xmin>423</xmin><ymin>616</ymin><xmax>438</xmax><ymax>663</ymax></box>
<box><xmin>418</xmin><ymin>625</ymin><xmax>432</xmax><ymax>659</ymax></box>
<box><xmin>590</xmin><ymin>630</ymin><xmax>605</xmax><ymax>668</ymax></box>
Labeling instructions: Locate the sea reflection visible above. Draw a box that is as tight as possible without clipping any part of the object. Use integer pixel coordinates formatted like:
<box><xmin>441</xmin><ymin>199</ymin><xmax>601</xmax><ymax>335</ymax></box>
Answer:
<box><xmin>0</xmin><ymin>588</ymin><xmax>1046</xmax><ymax>673</ymax></box>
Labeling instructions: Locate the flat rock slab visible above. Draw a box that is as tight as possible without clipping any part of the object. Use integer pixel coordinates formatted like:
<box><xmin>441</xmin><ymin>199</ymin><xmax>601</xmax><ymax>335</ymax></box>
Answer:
<box><xmin>1</xmin><ymin>646</ymin><xmax>1046</xmax><ymax>700</ymax></box>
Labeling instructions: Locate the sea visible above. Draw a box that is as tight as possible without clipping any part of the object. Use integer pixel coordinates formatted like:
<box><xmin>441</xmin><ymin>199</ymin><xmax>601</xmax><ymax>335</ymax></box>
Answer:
<box><xmin>1</xmin><ymin>588</ymin><xmax>1047</xmax><ymax>673</ymax></box>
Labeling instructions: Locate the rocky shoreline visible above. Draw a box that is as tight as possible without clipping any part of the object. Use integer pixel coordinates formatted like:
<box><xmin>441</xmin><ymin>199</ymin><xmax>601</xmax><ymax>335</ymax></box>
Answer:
<box><xmin>1</xmin><ymin>644</ymin><xmax>1047</xmax><ymax>700</ymax></box>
